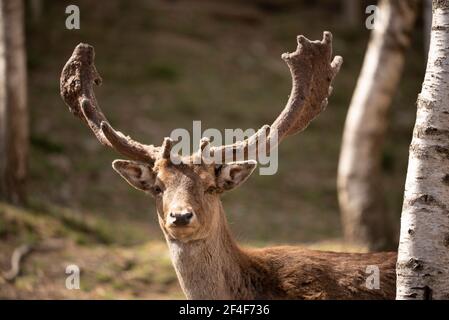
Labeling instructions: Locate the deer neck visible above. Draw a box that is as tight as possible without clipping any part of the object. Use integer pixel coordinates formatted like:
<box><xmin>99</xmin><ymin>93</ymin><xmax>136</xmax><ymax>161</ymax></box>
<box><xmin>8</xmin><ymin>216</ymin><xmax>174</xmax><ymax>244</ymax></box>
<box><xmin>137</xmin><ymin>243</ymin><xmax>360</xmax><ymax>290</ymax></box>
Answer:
<box><xmin>164</xmin><ymin>203</ymin><xmax>250</xmax><ymax>299</ymax></box>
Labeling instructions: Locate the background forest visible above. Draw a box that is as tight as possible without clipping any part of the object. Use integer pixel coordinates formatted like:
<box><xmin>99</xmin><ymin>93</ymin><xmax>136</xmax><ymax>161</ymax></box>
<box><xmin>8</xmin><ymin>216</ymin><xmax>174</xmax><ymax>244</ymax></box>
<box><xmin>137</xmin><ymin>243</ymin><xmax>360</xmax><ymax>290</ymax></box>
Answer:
<box><xmin>0</xmin><ymin>0</ymin><xmax>427</xmax><ymax>298</ymax></box>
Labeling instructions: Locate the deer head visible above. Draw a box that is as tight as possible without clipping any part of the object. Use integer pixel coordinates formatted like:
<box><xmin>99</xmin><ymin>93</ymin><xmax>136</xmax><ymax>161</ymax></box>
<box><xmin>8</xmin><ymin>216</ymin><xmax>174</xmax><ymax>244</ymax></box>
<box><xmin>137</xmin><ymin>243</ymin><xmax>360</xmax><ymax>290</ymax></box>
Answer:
<box><xmin>111</xmin><ymin>156</ymin><xmax>257</xmax><ymax>242</ymax></box>
<box><xmin>60</xmin><ymin>32</ymin><xmax>342</xmax><ymax>244</ymax></box>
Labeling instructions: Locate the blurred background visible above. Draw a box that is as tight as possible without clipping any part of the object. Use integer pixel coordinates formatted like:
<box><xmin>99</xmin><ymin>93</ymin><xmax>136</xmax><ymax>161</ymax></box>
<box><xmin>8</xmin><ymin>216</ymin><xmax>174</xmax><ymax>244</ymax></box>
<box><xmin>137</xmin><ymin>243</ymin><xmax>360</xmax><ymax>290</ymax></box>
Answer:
<box><xmin>0</xmin><ymin>0</ymin><xmax>427</xmax><ymax>298</ymax></box>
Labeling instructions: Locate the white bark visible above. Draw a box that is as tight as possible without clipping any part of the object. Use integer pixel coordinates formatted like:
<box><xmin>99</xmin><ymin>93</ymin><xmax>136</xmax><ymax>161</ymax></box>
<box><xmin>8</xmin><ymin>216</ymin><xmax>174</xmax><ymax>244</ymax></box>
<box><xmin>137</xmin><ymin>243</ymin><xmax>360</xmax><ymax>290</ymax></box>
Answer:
<box><xmin>0</xmin><ymin>0</ymin><xmax>28</xmax><ymax>204</ymax></box>
<box><xmin>338</xmin><ymin>0</ymin><xmax>418</xmax><ymax>251</ymax></box>
<box><xmin>397</xmin><ymin>0</ymin><xmax>449</xmax><ymax>300</ymax></box>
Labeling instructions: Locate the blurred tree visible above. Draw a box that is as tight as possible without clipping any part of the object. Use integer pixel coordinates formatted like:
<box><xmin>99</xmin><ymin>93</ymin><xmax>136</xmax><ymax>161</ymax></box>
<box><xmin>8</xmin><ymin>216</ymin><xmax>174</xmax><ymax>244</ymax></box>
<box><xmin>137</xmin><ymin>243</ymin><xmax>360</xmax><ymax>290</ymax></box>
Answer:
<box><xmin>29</xmin><ymin>0</ymin><xmax>43</xmax><ymax>24</ymax></box>
<box><xmin>424</xmin><ymin>0</ymin><xmax>432</xmax><ymax>56</ymax></box>
<box><xmin>338</xmin><ymin>0</ymin><xmax>418</xmax><ymax>251</ymax></box>
<box><xmin>0</xmin><ymin>0</ymin><xmax>28</xmax><ymax>205</ymax></box>
<box><xmin>396</xmin><ymin>0</ymin><xmax>449</xmax><ymax>300</ymax></box>
<box><xmin>342</xmin><ymin>0</ymin><xmax>361</xmax><ymax>27</ymax></box>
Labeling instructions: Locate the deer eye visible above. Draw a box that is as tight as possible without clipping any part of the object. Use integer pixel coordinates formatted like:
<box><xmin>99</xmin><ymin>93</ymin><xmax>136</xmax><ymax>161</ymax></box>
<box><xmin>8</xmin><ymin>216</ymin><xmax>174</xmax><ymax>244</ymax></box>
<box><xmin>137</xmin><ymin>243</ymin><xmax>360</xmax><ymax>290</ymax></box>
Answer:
<box><xmin>153</xmin><ymin>186</ymin><xmax>163</xmax><ymax>195</ymax></box>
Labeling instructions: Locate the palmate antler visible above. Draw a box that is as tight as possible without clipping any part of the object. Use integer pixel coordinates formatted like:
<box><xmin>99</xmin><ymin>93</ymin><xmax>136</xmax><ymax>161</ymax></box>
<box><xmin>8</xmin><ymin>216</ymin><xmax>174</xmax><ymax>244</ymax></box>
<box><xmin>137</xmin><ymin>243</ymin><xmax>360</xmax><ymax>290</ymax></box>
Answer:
<box><xmin>60</xmin><ymin>32</ymin><xmax>342</xmax><ymax>164</ymax></box>
<box><xmin>60</xmin><ymin>44</ymin><xmax>160</xmax><ymax>164</ymax></box>
<box><xmin>209</xmin><ymin>32</ymin><xmax>343</xmax><ymax>162</ymax></box>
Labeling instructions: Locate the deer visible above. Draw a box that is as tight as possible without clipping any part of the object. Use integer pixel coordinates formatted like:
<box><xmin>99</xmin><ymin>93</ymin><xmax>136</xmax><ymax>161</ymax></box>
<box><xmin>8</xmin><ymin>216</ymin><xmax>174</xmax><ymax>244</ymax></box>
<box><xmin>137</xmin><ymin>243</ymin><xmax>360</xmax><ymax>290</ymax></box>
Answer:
<box><xmin>60</xmin><ymin>32</ymin><xmax>397</xmax><ymax>300</ymax></box>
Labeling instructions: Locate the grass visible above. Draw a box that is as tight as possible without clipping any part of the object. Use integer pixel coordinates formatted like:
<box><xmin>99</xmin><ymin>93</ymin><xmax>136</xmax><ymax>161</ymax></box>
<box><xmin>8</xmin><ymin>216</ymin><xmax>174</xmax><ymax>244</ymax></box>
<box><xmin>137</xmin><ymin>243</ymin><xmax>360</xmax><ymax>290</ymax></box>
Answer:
<box><xmin>0</xmin><ymin>202</ymin><xmax>182</xmax><ymax>299</ymax></box>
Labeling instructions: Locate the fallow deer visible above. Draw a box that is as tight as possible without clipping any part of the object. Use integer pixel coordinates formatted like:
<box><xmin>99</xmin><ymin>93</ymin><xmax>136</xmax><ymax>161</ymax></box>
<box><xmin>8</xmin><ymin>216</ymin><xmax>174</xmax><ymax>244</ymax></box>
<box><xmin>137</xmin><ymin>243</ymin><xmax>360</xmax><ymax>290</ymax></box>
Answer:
<box><xmin>60</xmin><ymin>32</ymin><xmax>397</xmax><ymax>300</ymax></box>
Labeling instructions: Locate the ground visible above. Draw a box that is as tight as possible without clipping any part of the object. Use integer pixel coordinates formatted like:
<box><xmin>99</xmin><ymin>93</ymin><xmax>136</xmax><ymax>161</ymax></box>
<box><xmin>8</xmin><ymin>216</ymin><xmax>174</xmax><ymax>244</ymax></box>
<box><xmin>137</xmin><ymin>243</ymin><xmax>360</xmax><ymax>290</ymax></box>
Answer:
<box><xmin>0</xmin><ymin>202</ymin><xmax>364</xmax><ymax>299</ymax></box>
<box><xmin>1</xmin><ymin>0</ymin><xmax>425</xmax><ymax>298</ymax></box>
<box><xmin>0</xmin><ymin>203</ymin><xmax>183</xmax><ymax>298</ymax></box>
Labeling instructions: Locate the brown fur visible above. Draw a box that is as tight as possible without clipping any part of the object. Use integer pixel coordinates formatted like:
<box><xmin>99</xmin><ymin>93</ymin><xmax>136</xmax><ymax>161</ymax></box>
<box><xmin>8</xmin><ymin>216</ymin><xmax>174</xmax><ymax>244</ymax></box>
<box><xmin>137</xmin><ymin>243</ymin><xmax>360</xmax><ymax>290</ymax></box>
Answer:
<box><xmin>113</xmin><ymin>157</ymin><xmax>397</xmax><ymax>300</ymax></box>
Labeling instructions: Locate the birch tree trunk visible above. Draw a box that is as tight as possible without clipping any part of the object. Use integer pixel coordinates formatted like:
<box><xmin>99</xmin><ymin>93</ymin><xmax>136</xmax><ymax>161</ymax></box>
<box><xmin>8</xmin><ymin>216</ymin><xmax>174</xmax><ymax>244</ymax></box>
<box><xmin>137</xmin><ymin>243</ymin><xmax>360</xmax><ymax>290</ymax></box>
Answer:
<box><xmin>0</xmin><ymin>0</ymin><xmax>28</xmax><ymax>205</ymax></box>
<box><xmin>338</xmin><ymin>0</ymin><xmax>418</xmax><ymax>251</ymax></box>
<box><xmin>397</xmin><ymin>0</ymin><xmax>449</xmax><ymax>300</ymax></box>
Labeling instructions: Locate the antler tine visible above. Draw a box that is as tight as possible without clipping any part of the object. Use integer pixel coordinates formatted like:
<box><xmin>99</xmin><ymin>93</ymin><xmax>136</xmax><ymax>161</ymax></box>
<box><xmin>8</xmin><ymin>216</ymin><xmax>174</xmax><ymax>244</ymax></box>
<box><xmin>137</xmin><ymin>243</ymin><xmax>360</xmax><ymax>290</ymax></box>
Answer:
<box><xmin>199</xmin><ymin>137</ymin><xmax>211</xmax><ymax>152</ymax></box>
<box><xmin>210</xmin><ymin>31</ymin><xmax>342</xmax><ymax>163</ymax></box>
<box><xmin>161</xmin><ymin>137</ymin><xmax>174</xmax><ymax>159</ymax></box>
<box><xmin>60</xmin><ymin>43</ymin><xmax>159</xmax><ymax>164</ymax></box>
<box><xmin>273</xmin><ymin>31</ymin><xmax>343</xmax><ymax>138</ymax></box>
<box><xmin>196</xmin><ymin>137</ymin><xmax>213</xmax><ymax>163</ymax></box>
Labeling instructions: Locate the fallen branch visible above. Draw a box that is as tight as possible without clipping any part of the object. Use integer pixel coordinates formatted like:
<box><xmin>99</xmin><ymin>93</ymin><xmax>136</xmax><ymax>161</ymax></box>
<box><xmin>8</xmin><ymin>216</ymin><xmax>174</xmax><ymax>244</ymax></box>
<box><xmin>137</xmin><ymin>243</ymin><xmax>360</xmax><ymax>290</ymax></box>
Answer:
<box><xmin>1</xmin><ymin>239</ymin><xmax>66</xmax><ymax>282</ymax></box>
<box><xmin>2</xmin><ymin>244</ymin><xmax>33</xmax><ymax>281</ymax></box>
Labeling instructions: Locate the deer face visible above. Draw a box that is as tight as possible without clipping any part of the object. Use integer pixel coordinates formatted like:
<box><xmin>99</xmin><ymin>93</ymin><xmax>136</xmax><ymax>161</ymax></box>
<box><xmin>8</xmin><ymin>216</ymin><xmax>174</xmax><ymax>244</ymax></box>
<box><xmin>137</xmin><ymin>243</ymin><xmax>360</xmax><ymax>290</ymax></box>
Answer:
<box><xmin>112</xmin><ymin>158</ymin><xmax>257</xmax><ymax>242</ymax></box>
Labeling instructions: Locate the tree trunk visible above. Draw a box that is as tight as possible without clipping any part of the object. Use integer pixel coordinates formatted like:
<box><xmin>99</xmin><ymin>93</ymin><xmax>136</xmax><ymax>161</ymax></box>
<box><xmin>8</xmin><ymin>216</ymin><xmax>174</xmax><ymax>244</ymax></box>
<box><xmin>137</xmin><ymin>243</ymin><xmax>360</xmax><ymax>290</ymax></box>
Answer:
<box><xmin>0</xmin><ymin>0</ymin><xmax>28</xmax><ymax>205</ymax></box>
<box><xmin>397</xmin><ymin>0</ymin><xmax>449</xmax><ymax>300</ymax></box>
<box><xmin>338</xmin><ymin>0</ymin><xmax>418</xmax><ymax>251</ymax></box>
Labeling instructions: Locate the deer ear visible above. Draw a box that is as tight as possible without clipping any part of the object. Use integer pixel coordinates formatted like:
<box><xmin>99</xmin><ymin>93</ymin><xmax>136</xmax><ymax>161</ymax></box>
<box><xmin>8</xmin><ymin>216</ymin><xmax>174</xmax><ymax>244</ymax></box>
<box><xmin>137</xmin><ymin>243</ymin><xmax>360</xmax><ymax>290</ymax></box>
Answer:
<box><xmin>112</xmin><ymin>160</ymin><xmax>156</xmax><ymax>193</ymax></box>
<box><xmin>215</xmin><ymin>161</ymin><xmax>257</xmax><ymax>192</ymax></box>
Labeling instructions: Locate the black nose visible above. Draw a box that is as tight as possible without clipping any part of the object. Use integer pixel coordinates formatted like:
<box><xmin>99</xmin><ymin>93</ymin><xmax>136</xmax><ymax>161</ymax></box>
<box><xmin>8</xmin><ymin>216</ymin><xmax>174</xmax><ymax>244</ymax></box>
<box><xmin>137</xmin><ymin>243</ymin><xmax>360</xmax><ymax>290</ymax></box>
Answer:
<box><xmin>170</xmin><ymin>212</ymin><xmax>194</xmax><ymax>226</ymax></box>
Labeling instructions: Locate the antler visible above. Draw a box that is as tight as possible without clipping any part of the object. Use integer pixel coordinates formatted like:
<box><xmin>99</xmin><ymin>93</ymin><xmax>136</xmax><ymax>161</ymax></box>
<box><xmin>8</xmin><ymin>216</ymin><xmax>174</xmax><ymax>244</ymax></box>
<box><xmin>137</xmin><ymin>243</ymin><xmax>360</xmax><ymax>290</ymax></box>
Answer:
<box><xmin>60</xmin><ymin>43</ymin><xmax>160</xmax><ymax>163</ymax></box>
<box><xmin>61</xmin><ymin>33</ymin><xmax>342</xmax><ymax>165</ymax></box>
<box><xmin>209</xmin><ymin>31</ymin><xmax>343</xmax><ymax>162</ymax></box>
